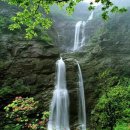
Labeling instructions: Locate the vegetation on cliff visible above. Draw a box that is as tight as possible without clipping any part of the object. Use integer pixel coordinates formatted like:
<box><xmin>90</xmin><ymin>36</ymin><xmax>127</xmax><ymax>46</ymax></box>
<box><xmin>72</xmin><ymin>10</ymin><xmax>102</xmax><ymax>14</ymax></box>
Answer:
<box><xmin>88</xmin><ymin>69</ymin><xmax>130</xmax><ymax>130</ymax></box>
<box><xmin>91</xmin><ymin>85</ymin><xmax>130</xmax><ymax>130</ymax></box>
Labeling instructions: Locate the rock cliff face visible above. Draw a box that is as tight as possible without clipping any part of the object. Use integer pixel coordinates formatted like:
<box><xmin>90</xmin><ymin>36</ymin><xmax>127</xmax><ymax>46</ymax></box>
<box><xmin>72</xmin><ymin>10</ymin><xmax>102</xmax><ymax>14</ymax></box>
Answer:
<box><xmin>62</xmin><ymin>9</ymin><xmax>130</xmax><ymax>126</ymax></box>
<box><xmin>0</xmin><ymin>1</ymin><xmax>60</xmax><ymax>117</ymax></box>
<box><xmin>62</xmin><ymin>38</ymin><xmax>130</xmax><ymax>127</ymax></box>
<box><xmin>0</xmin><ymin>40</ymin><xmax>82</xmax><ymax>129</ymax></box>
<box><xmin>0</xmin><ymin>39</ymin><xmax>60</xmax><ymax>126</ymax></box>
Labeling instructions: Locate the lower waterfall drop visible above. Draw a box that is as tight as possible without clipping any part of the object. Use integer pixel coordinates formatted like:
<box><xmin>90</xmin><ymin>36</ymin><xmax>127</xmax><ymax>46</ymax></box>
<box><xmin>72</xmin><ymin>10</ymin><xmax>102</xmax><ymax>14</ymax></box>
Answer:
<box><xmin>48</xmin><ymin>57</ymin><xmax>70</xmax><ymax>130</ymax></box>
<box><xmin>76</xmin><ymin>60</ymin><xmax>86</xmax><ymax>130</ymax></box>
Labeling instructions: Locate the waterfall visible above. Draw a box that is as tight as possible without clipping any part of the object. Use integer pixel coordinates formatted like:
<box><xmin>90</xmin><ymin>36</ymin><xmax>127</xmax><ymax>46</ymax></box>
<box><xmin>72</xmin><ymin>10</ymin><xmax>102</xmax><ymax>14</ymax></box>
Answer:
<box><xmin>73</xmin><ymin>11</ymin><xmax>94</xmax><ymax>51</ymax></box>
<box><xmin>48</xmin><ymin>57</ymin><xmax>70</xmax><ymax>130</ymax></box>
<box><xmin>73</xmin><ymin>21</ymin><xmax>86</xmax><ymax>51</ymax></box>
<box><xmin>87</xmin><ymin>11</ymin><xmax>94</xmax><ymax>21</ymax></box>
<box><xmin>76</xmin><ymin>60</ymin><xmax>86</xmax><ymax>130</ymax></box>
<box><xmin>80</xmin><ymin>21</ymin><xmax>86</xmax><ymax>48</ymax></box>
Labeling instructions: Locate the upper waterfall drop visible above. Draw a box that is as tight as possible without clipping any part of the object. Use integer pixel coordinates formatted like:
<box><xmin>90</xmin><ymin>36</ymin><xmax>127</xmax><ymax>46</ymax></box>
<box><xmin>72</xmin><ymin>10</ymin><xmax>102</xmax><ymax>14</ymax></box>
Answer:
<box><xmin>87</xmin><ymin>11</ymin><xmax>94</xmax><ymax>21</ymax></box>
<box><xmin>80</xmin><ymin>21</ymin><xmax>86</xmax><ymax>48</ymax></box>
<box><xmin>48</xmin><ymin>57</ymin><xmax>70</xmax><ymax>130</ymax></box>
<box><xmin>76</xmin><ymin>60</ymin><xmax>86</xmax><ymax>130</ymax></box>
<box><xmin>73</xmin><ymin>21</ymin><xmax>84</xmax><ymax>51</ymax></box>
<box><xmin>73</xmin><ymin>11</ymin><xmax>94</xmax><ymax>51</ymax></box>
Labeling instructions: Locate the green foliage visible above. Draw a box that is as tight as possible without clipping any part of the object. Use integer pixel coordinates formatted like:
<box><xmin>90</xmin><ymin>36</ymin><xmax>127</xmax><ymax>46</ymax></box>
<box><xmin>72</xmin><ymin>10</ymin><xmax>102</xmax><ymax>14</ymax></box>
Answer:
<box><xmin>4</xmin><ymin>97</ymin><xmax>49</xmax><ymax>130</ymax></box>
<box><xmin>91</xmin><ymin>85</ymin><xmax>130</xmax><ymax>130</ymax></box>
<box><xmin>114</xmin><ymin>123</ymin><xmax>130</xmax><ymax>130</ymax></box>
<box><xmin>97</xmin><ymin>68</ymin><xmax>119</xmax><ymax>91</ymax></box>
<box><xmin>91</xmin><ymin>69</ymin><xmax>130</xmax><ymax>129</ymax></box>
<box><xmin>1</xmin><ymin>0</ymin><xmax>127</xmax><ymax>39</ymax></box>
<box><xmin>4</xmin><ymin>124</ymin><xmax>21</xmax><ymax>130</ymax></box>
<box><xmin>102</xmin><ymin>11</ymin><xmax>109</xmax><ymax>20</ymax></box>
<box><xmin>0</xmin><ymin>82</ymin><xmax>31</xmax><ymax>97</ymax></box>
<box><xmin>0</xmin><ymin>86</ymin><xmax>14</xmax><ymax>96</ymax></box>
<box><xmin>2</xmin><ymin>0</ymin><xmax>53</xmax><ymax>39</ymax></box>
<box><xmin>4</xmin><ymin>97</ymin><xmax>38</xmax><ymax>121</ymax></box>
<box><xmin>39</xmin><ymin>34</ymin><xmax>52</xmax><ymax>44</ymax></box>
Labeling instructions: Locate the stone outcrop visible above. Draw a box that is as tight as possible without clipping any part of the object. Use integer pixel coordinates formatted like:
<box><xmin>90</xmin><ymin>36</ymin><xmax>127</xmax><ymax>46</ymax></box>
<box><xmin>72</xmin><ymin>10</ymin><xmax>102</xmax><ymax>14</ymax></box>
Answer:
<box><xmin>0</xmin><ymin>40</ymin><xmax>59</xmax><ymax>128</ymax></box>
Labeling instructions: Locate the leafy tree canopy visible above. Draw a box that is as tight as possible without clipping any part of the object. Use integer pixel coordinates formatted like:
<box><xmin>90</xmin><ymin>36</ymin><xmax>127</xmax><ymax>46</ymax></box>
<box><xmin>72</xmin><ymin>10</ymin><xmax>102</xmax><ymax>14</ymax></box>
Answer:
<box><xmin>1</xmin><ymin>0</ymin><xmax>127</xmax><ymax>39</ymax></box>
<box><xmin>91</xmin><ymin>85</ymin><xmax>130</xmax><ymax>130</ymax></box>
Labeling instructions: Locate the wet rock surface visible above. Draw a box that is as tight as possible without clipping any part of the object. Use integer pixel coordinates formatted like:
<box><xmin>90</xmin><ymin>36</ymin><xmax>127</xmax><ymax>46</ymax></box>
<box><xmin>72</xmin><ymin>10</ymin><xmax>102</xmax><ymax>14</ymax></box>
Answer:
<box><xmin>0</xmin><ymin>40</ymin><xmax>59</xmax><ymax>127</ymax></box>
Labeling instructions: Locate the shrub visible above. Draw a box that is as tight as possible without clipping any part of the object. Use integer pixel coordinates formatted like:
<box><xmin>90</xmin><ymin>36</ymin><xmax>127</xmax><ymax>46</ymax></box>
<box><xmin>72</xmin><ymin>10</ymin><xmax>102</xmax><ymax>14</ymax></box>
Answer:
<box><xmin>114</xmin><ymin>123</ymin><xmax>130</xmax><ymax>130</ymax></box>
<box><xmin>91</xmin><ymin>85</ymin><xmax>130</xmax><ymax>130</ymax></box>
<box><xmin>4</xmin><ymin>97</ymin><xmax>49</xmax><ymax>130</ymax></box>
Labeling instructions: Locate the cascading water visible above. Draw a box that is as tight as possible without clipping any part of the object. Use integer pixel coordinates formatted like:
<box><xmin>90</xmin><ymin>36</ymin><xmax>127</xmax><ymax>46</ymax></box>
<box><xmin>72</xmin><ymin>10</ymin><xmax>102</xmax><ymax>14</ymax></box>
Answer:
<box><xmin>73</xmin><ymin>21</ymin><xmax>85</xmax><ymax>51</ymax></box>
<box><xmin>48</xmin><ymin>9</ymin><xmax>92</xmax><ymax>130</ymax></box>
<box><xmin>73</xmin><ymin>11</ymin><xmax>94</xmax><ymax>51</ymax></box>
<box><xmin>48</xmin><ymin>57</ymin><xmax>70</xmax><ymax>130</ymax></box>
<box><xmin>76</xmin><ymin>60</ymin><xmax>86</xmax><ymax>130</ymax></box>
<box><xmin>80</xmin><ymin>21</ymin><xmax>86</xmax><ymax>48</ymax></box>
<box><xmin>87</xmin><ymin>11</ymin><xmax>94</xmax><ymax>21</ymax></box>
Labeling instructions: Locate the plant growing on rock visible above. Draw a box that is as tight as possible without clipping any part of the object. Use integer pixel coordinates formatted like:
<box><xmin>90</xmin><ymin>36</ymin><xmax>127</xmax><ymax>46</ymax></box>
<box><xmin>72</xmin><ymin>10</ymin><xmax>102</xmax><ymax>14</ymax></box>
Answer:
<box><xmin>4</xmin><ymin>96</ymin><xmax>49</xmax><ymax>130</ymax></box>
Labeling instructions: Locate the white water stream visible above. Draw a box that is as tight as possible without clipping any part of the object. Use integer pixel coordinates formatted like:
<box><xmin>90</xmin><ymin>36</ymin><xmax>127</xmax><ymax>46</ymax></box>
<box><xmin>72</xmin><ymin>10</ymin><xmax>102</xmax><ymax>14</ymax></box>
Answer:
<box><xmin>48</xmin><ymin>8</ymin><xmax>93</xmax><ymax>130</ymax></box>
<box><xmin>73</xmin><ymin>11</ymin><xmax>94</xmax><ymax>51</ymax></box>
<box><xmin>76</xmin><ymin>60</ymin><xmax>86</xmax><ymax>130</ymax></box>
<box><xmin>48</xmin><ymin>57</ymin><xmax>70</xmax><ymax>130</ymax></box>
